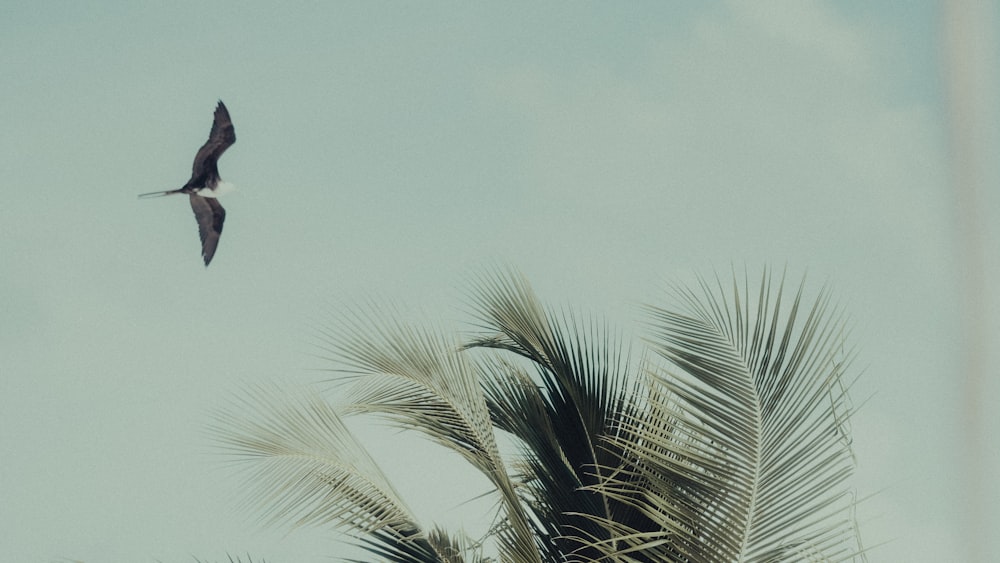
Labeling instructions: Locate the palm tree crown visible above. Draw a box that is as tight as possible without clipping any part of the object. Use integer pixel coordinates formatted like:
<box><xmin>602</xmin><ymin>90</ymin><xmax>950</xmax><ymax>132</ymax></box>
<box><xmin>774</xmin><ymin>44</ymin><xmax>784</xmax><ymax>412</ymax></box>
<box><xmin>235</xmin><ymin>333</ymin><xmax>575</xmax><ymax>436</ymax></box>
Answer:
<box><xmin>214</xmin><ymin>268</ymin><xmax>867</xmax><ymax>562</ymax></box>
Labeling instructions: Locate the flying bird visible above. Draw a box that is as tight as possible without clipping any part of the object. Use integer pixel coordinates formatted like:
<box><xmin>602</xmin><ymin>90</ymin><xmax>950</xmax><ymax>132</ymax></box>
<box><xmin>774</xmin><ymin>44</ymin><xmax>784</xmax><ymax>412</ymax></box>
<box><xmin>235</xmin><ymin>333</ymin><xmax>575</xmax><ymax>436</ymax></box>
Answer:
<box><xmin>139</xmin><ymin>100</ymin><xmax>236</xmax><ymax>266</ymax></box>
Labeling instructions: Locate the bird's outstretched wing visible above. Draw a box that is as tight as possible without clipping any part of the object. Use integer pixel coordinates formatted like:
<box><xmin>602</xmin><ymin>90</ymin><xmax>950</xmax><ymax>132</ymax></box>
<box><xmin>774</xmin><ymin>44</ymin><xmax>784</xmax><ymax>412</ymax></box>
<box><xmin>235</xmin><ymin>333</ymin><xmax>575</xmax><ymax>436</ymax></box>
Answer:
<box><xmin>189</xmin><ymin>194</ymin><xmax>226</xmax><ymax>266</ymax></box>
<box><xmin>191</xmin><ymin>100</ymin><xmax>236</xmax><ymax>181</ymax></box>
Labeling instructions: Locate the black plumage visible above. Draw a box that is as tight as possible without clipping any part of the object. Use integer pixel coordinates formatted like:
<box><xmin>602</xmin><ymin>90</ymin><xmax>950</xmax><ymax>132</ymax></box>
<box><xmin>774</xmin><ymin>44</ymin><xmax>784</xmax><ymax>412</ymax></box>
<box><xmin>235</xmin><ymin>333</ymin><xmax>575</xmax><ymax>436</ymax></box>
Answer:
<box><xmin>139</xmin><ymin>100</ymin><xmax>236</xmax><ymax>266</ymax></box>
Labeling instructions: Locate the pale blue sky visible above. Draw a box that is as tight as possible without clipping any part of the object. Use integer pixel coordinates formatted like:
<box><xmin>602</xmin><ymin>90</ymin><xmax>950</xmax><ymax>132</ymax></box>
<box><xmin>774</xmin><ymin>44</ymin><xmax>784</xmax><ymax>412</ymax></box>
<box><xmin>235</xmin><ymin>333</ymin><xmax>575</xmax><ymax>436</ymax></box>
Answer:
<box><xmin>2</xmin><ymin>2</ymin><xmax>998</xmax><ymax>561</ymax></box>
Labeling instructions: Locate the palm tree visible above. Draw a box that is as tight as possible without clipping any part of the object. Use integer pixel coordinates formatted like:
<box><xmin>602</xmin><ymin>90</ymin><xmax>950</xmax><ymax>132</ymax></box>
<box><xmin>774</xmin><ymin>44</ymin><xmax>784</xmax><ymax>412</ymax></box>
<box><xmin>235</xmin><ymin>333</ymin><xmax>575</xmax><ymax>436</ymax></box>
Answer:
<box><xmin>213</xmin><ymin>268</ymin><xmax>867</xmax><ymax>562</ymax></box>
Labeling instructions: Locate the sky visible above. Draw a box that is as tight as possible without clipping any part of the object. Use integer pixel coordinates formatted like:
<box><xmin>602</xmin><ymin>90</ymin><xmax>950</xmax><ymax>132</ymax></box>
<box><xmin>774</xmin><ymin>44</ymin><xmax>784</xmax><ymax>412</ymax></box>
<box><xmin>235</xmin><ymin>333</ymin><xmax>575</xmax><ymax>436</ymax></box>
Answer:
<box><xmin>1</xmin><ymin>1</ymin><xmax>998</xmax><ymax>561</ymax></box>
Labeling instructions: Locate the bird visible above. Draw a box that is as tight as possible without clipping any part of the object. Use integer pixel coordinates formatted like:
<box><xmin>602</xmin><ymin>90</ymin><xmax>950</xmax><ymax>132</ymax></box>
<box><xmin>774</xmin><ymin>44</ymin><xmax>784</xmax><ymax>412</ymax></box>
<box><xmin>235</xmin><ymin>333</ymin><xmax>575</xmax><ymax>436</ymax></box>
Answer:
<box><xmin>139</xmin><ymin>100</ymin><xmax>236</xmax><ymax>266</ymax></box>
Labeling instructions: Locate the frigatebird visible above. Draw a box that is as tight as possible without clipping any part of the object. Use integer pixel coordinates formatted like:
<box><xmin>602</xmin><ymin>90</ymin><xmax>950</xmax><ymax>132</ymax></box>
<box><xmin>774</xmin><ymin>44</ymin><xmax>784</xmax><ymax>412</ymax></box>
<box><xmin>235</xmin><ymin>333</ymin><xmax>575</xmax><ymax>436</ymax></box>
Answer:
<box><xmin>139</xmin><ymin>100</ymin><xmax>236</xmax><ymax>266</ymax></box>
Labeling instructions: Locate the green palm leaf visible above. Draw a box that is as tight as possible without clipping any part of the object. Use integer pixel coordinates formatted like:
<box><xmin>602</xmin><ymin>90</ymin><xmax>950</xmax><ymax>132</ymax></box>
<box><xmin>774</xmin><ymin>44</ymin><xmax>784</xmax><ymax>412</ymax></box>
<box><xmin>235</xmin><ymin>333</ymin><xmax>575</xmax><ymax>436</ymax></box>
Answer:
<box><xmin>465</xmin><ymin>270</ymin><xmax>655</xmax><ymax>561</ymax></box>
<box><xmin>585</xmin><ymin>269</ymin><xmax>866</xmax><ymax>562</ymax></box>
<box><xmin>211</xmin><ymin>267</ymin><xmax>866</xmax><ymax>562</ymax></box>
<box><xmin>321</xmin><ymin>303</ymin><xmax>541</xmax><ymax>563</ymax></box>
<box><xmin>212</xmin><ymin>384</ymin><xmax>441</xmax><ymax>561</ymax></box>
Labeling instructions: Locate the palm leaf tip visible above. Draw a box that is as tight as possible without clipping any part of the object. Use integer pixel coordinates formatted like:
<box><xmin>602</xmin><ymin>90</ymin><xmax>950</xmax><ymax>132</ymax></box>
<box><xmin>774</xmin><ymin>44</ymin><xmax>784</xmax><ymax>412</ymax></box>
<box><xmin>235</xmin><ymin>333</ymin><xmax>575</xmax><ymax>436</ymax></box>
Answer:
<box><xmin>211</xmin><ymin>384</ymin><xmax>424</xmax><ymax>540</ymax></box>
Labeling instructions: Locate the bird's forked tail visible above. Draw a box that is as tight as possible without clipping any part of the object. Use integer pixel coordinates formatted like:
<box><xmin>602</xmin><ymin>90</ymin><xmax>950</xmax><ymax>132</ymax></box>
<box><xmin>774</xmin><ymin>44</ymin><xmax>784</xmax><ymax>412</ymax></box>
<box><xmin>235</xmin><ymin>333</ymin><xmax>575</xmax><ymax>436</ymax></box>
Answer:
<box><xmin>137</xmin><ymin>189</ymin><xmax>184</xmax><ymax>199</ymax></box>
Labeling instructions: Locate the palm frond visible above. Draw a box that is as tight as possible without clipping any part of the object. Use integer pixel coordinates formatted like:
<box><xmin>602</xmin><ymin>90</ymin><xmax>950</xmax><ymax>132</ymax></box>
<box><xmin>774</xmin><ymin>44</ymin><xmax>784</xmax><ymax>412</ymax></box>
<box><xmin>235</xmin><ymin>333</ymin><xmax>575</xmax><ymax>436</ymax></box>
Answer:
<box><xmin>585</xmin><ymin>268</ymin><xmax>866</xmax><ymax>562</ymax></box>
<box><xmin>349</xmin><ymin>526</ymin><xmax>493</xmax><ymax>563</ymax></box>
<box><xmin>211</xmin><ymin>384</ymin><xmax>439</xmax><ymax>561</ymax></box>
<box><xmin>345</xmin><ymin>527</ymin><xmax>478</xmax><ymax>563</ymax></box>
<box><xmin>465</xmin><ymin>269</ymin><xmax>654</xmax><ymax>561</ymax></box>
<box><xmin>426</xmin><ymin>527</ymin><xmax>493</xmax><ymax>563</ymax></box>
<box><xmin>212</xmin><ymin>267</ymin><xmax>867</xmax><ymax>563</ymax></box>
<box><xmin>192</xmin><ymin>555</ymin><xmax>271</xmax><ymax>563</ymax></box>
<box><xmin>320</xmin><ymin>303</ymin><xmax>542</xmax><ymax>563</ymax></box>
